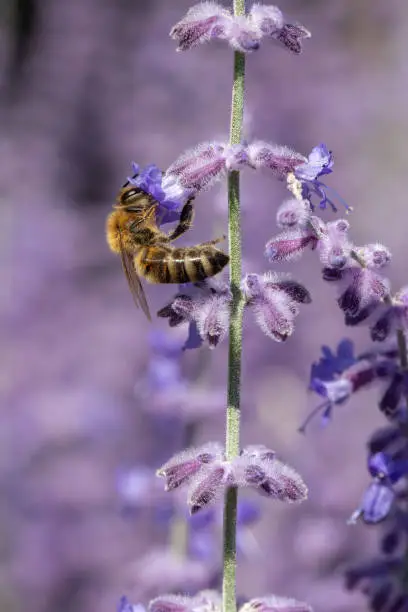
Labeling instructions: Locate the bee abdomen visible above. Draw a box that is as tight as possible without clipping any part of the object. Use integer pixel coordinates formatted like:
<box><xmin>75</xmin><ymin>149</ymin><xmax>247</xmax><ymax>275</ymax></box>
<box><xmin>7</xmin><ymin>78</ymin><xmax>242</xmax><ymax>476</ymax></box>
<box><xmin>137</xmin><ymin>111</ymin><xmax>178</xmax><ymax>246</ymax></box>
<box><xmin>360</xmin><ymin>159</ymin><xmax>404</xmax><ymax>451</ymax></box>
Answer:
<box><xmin>134</xmin><ymin>245</ymin><xmax>229</xmax><ymax>284</ymax></box>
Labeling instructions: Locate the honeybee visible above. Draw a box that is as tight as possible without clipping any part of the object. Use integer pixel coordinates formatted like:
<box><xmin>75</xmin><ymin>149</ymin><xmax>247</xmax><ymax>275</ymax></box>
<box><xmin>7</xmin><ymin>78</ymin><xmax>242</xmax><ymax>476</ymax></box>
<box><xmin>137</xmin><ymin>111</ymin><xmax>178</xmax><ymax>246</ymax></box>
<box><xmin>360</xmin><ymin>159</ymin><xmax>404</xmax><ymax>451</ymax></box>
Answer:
<box><xmin>106</xmin><ymin>178</ymin><xmax>229</xmax><ymax>320</ymax></box>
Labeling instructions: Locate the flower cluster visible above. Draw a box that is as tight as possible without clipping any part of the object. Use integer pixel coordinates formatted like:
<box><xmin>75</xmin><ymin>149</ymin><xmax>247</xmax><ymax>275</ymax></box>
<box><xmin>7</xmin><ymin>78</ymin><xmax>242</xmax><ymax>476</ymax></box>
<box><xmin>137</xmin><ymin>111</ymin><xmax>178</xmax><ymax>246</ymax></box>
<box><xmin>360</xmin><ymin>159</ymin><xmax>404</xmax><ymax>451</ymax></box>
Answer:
<box><xmin>157</xmin><ymin>443</ymin><xmax>307</xmax><ymax>515</ymax></box>
<box><xmin>159</xmin><ymin>273</ymin><xmax>311</xmax><ymax>348</ymax></box>
<box><xmin>119</xmin><ymin>590</ymin><xmax>312</xmax><ymax>612</ymax></box>
<box><xmin>344</xmin><ymin>423</ymin><xmax>408</xmax><ymax>610</ymax></box>
<box><xmin>170</xmin><ymin>3</ymin><xmax>310</xmax><ymax>54</ymax></box>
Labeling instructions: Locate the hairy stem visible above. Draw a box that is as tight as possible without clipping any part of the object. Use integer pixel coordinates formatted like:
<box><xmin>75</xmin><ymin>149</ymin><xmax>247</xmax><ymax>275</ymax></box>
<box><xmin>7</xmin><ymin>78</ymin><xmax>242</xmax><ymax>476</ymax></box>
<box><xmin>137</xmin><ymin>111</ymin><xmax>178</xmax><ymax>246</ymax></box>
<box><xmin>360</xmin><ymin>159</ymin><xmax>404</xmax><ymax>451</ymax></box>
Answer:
<box><xmin>222</xmin><ymin>2</ymin><xmax>246</xmax><ymax>612</ymax></box>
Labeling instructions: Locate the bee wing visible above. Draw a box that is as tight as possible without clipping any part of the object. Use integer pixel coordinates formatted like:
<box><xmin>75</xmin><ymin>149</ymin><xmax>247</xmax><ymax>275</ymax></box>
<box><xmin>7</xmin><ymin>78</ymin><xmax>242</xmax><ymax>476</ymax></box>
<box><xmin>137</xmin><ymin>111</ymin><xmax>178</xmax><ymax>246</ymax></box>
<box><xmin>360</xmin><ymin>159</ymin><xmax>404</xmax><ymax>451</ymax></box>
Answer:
<box><xmin>119</xmin><ymin>235</ymin><xmax>152</xmax><ymax>321</ymax></box>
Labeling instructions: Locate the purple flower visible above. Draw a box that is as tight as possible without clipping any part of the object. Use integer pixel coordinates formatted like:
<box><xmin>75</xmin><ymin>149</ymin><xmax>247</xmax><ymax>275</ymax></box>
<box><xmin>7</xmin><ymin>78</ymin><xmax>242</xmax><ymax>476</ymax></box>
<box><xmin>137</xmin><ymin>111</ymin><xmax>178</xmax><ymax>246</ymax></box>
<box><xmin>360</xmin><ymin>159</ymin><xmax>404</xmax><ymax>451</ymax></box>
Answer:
<box><xmin>170</xmin><ymin>3</ymin><xmax>233</xmax><ymax>51</ymax></box>
<box><xmin>157</xmin><ymin>280</ymin><xmax>232</xmax><ymax>350</ymax></box>
<box><xmin>294</xmin><ymin>144</ymin><xmax>351</xmax><ymax>211</ymax></box>
<box><xmin>118</xmin><ymin>597</ymin><xmax>146</xmax><ymax>612</ymax></box>
<box><xmin>126</xmin><ymin>162</ymin><xmax>185</xmax><ymax>224</ymax></box>
<box><xmin>309</xmin><ymin>339</ymin><xmax>357</xmax><ymax>384</ymax></box>
<box><xmin>371</xmin><ymin>285</ymin><xmax>408</xmax><ymax>342</ymax></box>
<box><xmin>249</xmin><ymin>5</ymin><xmax>311</xmax><ymax>55</ymax></box>
<box><xmin>368</xmin><ymin>452</ymin><xmax>408</xmax><ymax>485</ymax></box>
<box><xmin>234</xmin><ymin>445</ymin><xmax>308</xmax><ymax>503</ymax></box>
<box><xmin>156</xmin><ymin>442</ymin><xmax>224</xmax><ymax>492</ymax></box>
<box><xmin>348</xmin><ymin>481</ymin><xmax>395</xmax><ymax>525</ymax></box>
<box><xmin>246</xmin><ymin>141</ymin><xmax>306</xmax><ymax>178</ymax></box>
<box><xmin>243</xmin><ymin>595</ymin><xmax>312</xmax><ymax>612</ymax></box>
<box><xmin>276</xmin><ymin>198</ymin><xmax>311</xmax><ymax>229</ymax></box>
<box><xmin>295</xmin><ymin>144</ymin><xmax>333</xmax><ymax>181</ymax></box>
<box><xmin>165</xmin><ymin>142</ymin><xmax>228</xmax><ymax>197</ymax></box>
<box><xmin>242</xmin><ymin>272</ymin><xmax>311</xmax><ymax>342</ymax></box>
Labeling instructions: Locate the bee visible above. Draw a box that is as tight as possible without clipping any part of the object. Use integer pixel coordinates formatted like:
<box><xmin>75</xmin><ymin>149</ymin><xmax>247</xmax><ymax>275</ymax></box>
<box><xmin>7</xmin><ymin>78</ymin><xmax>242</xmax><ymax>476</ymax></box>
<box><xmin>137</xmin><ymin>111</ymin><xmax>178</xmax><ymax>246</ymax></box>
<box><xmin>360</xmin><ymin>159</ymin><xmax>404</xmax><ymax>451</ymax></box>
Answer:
<box><xmin>106</xmin><ymin>179</ymin><xmax>229</xmax><ymax>320</ymax></box>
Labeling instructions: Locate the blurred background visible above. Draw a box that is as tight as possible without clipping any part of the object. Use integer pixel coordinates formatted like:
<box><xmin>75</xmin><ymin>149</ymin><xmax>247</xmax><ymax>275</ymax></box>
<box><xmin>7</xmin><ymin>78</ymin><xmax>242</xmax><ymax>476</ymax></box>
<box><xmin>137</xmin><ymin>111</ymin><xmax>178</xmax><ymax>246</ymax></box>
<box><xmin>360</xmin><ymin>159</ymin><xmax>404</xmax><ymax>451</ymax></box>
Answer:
<box><xmin>2</xmin><ymin>0</ymin><xmax>408</xmax><ymax>611</ymax></box>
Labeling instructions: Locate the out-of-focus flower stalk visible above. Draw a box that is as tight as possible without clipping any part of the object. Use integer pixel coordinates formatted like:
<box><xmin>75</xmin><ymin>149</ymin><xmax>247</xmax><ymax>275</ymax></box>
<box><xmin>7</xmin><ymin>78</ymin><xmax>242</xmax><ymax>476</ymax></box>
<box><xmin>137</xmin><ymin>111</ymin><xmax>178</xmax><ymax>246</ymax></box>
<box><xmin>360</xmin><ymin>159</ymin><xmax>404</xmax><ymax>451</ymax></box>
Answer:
<box><xmin>169</xmin><ymin>422</ymin><xmax>198</xmax><ymax>558</ymax></box>
<box><xmin>223</xmin><ymin>3</ymin><xmax>246</xmax><ymax>612</ymax></box>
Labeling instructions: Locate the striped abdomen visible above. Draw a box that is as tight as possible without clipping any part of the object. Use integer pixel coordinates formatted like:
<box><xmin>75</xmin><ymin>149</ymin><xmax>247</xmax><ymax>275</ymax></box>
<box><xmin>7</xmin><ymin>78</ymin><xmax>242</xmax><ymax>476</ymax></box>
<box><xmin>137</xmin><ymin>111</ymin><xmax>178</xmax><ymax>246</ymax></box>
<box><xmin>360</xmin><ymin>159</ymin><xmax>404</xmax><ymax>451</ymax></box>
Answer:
<box><xmin>133</xmin><ymin>245</ymin><xmax>229</xmax><ymax>284</ymax></box>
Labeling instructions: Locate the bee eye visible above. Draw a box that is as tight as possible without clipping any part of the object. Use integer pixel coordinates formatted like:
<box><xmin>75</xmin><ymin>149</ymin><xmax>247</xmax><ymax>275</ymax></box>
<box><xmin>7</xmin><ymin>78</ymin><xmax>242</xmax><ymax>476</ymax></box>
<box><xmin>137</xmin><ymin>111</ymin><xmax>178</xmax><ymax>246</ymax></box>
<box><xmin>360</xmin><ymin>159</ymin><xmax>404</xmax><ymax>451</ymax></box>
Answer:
<box><xmin>122</xmin><ymin>189</ymin><xmax>139</xmax><ymax>202</ymax></box>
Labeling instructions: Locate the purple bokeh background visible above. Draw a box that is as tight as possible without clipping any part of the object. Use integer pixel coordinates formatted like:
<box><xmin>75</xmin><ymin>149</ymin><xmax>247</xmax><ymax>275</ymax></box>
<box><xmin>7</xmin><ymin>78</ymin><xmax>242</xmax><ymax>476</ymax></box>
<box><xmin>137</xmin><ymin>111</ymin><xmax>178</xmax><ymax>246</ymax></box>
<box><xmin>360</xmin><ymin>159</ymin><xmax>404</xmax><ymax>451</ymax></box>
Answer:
<box><xmin>3</xmin><ymin>1</ymin><xmax>408</xmax><ymax>611</ymax></box>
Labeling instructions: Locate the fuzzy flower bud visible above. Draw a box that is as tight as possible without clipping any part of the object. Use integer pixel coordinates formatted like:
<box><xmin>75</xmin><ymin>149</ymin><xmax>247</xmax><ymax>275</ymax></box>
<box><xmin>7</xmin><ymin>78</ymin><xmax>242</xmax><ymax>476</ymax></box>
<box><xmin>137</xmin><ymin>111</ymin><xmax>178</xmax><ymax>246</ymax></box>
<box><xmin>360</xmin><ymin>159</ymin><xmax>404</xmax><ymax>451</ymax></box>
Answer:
<box><xmin>248</xmin><ymin>5</ymin><xmax>284</xmax><ymax>34</ymax></box>
<box><xmin>158</xmin><ymin>280</ymin><xmax>231</xmax><ymax>350</ymax></box>
<box><xmin>370</xmin><ymin>285</ymin><xmax>408</xmax><ymax>342</ymax></box>
<box><xmin>276</xmin><ymin>198</ymin><xmax>311</xmax><ymax>229</ymax></box>
<box><xmin>337</xmin><ymin>268</ymin><xmax>391</xmax><ymax>325</ymax></box>
<box><xmin>228</xmin><ymin>16</ymin><xmax>262</xmax><ymax>52</ymax></box>
<box><xmin>233</xmin><ymin>446</ymin><xmax>308</xmax><ymax>503</ymax></box>
<box><xmin>246</xmin><ymin>141</ymin><xmax>306</xmax><ymax>178</ymax></box>
<box><xmin>165</xmin><ymin>142</ymin><xmax>228</xmax><ymax>197</ymax></box>
<box><xmin>248</xmin><ymin>5</ymin><xmax>311</xmax><ymax>55</ymax></box>
<box><xmin>150</xmin><ymin>596</ymin><xmax>191</xmax><ymax>612</ymax></box>
<box><xmin>242</xmin><ymin>272</ymin><xmax>311</xmax><ymax>342</ymax></box>
<box><xmin>157</xmin><ymin>442</ymin><xmax>223</xmax><ymax>491</ymax></box>
<box><xmin>188</xmin><ymin>462</ymin><xmax>234</xmax><ymax>514</ymax></box>
<box><xmin>241</xmin><ymin>595</ymin><xmax>313</xmax><ymax>612</ymax></box>
<box><xmin>353</xmin><ymin>243</ymin><xmax>392</xmax><ymax>270</ymax></box>
<box><xmin>170</xmin><ymin>3</ymin><xmax>233</xmax><ymax>51</ymax></box>
<box><xmin>317</xmin><ymin>219</ymin><xmax>353</xmax><ymax>270</ymax></box>
<box><xmin>265</xmin><ymin>229</ymin><xmax>318</xmax><ymax>263</ymax></box>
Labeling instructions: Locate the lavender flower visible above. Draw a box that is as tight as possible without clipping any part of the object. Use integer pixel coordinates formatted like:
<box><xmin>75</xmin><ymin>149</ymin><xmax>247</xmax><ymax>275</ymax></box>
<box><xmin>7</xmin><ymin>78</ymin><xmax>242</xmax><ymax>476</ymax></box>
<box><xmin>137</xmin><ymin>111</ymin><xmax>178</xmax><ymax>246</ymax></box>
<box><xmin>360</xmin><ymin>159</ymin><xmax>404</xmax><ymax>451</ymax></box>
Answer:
<box><xmin>293</xmin><ymin>144</ymin><xmax>352</xmax><ymax>211</ymax></box>
<box><xmin>170</xmin><ymin>4</ymin><xmax>310</xmax><ymax>54</ymax></box>
<box><xmin>157</xmin><ymin>442</ymin><xmax>224</xmax><ymax>492</ymax></box>
<box><xmin>170</xmin><ymin>3</ymin><xmax>233</xmax><ymax>51</ymax></box>
<box><xmin>127</xmin><ymin>163</ymin><xmax>184</xmax><ymax>223</ymax></box>
<box><xmin>242</xmin><ymin>595</ymin><xmax>312</xmax><ymax>612</ymax></box>
<box><xmin>246</xmin><ymin>141</ymin><xmax>306</xmax><ymax>178</ymax></box>
<box><xmin>158</xmin><ymin>280</ymin><xmax>232</xmax><ymax>350</ymax></box>
<box><xmin>118</xmin><ymin>597</ymin><xmax>146</xmax><ymax>612</ymax></box>
<box><xmin>242</xmin><ymin>272</ymin><xmax>311</xmax><ymax>342</ymax></box>
<box><xmin>234</xmin><ymin>447</ymin><xmax>308</xmax><ymax>503</ymax></box>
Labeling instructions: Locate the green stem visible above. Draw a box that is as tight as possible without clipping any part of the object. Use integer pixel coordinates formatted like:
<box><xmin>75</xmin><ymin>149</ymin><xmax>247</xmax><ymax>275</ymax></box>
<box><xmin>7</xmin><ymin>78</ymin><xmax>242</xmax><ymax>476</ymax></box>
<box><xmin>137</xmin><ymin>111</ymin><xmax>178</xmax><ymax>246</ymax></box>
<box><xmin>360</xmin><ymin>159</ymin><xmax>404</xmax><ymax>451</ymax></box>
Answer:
<box><xmin>222</xmin><ymin>2</ymin><xmax>246</xmax><ymax>612</ymax></box>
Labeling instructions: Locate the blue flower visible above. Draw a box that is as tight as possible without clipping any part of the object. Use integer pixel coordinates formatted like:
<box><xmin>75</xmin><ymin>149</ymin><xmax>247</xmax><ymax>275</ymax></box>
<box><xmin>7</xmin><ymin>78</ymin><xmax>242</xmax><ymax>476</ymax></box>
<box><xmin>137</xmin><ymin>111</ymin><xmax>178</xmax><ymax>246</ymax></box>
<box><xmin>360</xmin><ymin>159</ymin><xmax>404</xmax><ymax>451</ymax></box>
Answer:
<box><xmin>294</xmin><ymin>144</ymin><xmax>351</xmax><ymax>212</ymax></box>
<box><xmin>118</xmin><ymin>596</ymin><xmax>145</xmax><ymax>612</ymax></box>
<box><xmin>368</xmin><ymin>452</ymin><xmax>408</xmax><ymax>485</ymax></box>
<box><xmin>127</xmin><ymin>162</ymin><xmax>182</xmax><ymax>224</ymax></box>
<box><xmin>310</xmin><ymin>338</ymin><xmax>356</xmax><ymax>384</ymax></box>
<box><xmin>348</xmin><ymin>481</ymin><xmax>395</xmax><ymax>525</ymax></box>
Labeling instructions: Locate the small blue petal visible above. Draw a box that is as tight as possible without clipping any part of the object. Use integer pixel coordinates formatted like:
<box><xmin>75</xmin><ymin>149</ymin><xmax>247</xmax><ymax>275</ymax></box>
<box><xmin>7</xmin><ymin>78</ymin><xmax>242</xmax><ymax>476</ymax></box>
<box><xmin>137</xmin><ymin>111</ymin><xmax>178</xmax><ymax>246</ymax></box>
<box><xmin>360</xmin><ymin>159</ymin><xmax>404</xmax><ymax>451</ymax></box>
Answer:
<box><xmin>118</xmin><ymin>597</ymin><xmax>145</xmax><ymax>612</ymax></box>
<box><xmin>183</xmin><ymin>321</ymin><xmax>203</xmax><ymax>351</ymax></box>
<box><xmin>361</xmin><ymin>481</ymin><xmax>395</xmax><ymax>524</ymax></box>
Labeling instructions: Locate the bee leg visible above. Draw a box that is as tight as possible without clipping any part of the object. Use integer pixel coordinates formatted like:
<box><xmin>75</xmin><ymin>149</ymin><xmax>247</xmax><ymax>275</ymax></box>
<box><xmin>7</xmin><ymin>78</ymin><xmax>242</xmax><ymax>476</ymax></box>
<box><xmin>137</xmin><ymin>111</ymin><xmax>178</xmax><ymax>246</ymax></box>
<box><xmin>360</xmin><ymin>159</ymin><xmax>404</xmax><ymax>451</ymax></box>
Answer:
<box><xmin>166</xmin><ymin>197</ymin><xmax>195</xmax><ymax>242</ymax></box>
<box><xmin>200</xmin><ymin>235</ymin><xmax>227</xmax><ymax>247</ymax></box>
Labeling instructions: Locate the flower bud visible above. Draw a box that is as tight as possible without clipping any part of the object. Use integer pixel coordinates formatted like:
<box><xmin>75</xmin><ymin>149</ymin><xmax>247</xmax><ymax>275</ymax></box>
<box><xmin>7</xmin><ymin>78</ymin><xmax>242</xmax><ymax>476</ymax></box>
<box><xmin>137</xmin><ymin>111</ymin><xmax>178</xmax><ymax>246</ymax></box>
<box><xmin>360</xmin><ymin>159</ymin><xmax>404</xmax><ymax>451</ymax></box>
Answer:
<box><xmin>276</xmin><ymin>198</ymin><xmax>311</xmax><ymax>229</ymax></box>
<box><xmin>188</xmin><ymin>463</ymin><xmax>233</xmax><ymax>514</ymax></box>
<box><xmin>157</xmin><ymin>443</ymin><xmax>223</xmax><ymax>491</ymax></box>
<box><xmin>354</xmin><ymin>243</ymin><xmax>392</xmax><ymax>270</ymax></box>
<box><xmin>242</xmin><ymin>272</ymin><xmax>310</xmax><ymax>342</ymax></box>
<box><xmin>165</xmin><ymin>142</ymin><xmax>228</xmax><ymax>196</ymax></box>
<box><xmin>265</xmin><ymin>229</ymin><xmax>317</xmax><ymax>262</ymax></box>
<box><xmin>249</xmin><ymin>5</ymin><xmax>284</xmax><ymax>34</ymax></box>
<box><xmin>246</xmin><ymin>141</ymin><xmax>306</xmax><ymax>178</ymax></box>
<box><xmin>234</xmin><ymin>447</ymin><xmax>307</xmax><ymax>503</ymax></box>
<box><xmin>170</xmin><ymin>3</ymin><xmax>233</xmax><ymax>51</ymax></box>
<box><xmin>150</xmin><ymin>596</ymin><xmax>191</xmax><ymax>612</ymax></box>
<box><xmin>241</xmin><ymin>595</ymin><xmax>312</xmax><ymax>612</ymax></box>
<box><xmin>348</xmin><ymin>481</ymin><xmax>395</xmax><ymax>525</ymax></box>
<box><xmin>228</xmin><ymin>16</ymin><xmax>262</xmax><ymax>52</ymax></box>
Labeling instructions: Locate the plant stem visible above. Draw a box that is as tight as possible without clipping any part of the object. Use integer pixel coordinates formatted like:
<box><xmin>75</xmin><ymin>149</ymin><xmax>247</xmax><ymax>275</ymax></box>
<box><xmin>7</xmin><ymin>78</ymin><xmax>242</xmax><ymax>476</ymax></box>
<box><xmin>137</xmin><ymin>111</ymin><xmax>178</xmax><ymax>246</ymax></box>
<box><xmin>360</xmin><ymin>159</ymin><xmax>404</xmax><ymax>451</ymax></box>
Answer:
<box><xmin>222</xmin><ymin>2</ymin><xmax>246</xmax><ymax>612</ymax></box>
